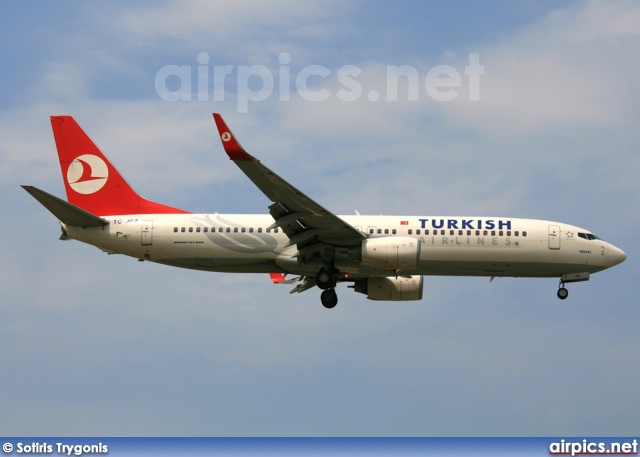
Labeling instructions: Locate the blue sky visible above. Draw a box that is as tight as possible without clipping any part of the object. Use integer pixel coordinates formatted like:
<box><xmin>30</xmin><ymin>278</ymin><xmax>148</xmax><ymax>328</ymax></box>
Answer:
<box><xmin>1</xmin><ymin>0</ymin><xmax>639</xmax><ymax>436</ymax></box>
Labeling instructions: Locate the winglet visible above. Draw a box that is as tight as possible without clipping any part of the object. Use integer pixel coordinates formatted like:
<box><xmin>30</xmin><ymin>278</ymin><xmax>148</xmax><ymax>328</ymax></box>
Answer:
<box><xmin>212</xmin><ymin>113</ymin><xmax>254</xmax><ymax>161</ymax></box>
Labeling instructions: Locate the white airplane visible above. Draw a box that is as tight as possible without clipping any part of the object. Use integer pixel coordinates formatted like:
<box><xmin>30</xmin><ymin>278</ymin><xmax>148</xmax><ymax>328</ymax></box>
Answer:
<box><xmin>23</xmin><ymin>114</ymin><xmax>626</xmax><ymax>308</ymax></box>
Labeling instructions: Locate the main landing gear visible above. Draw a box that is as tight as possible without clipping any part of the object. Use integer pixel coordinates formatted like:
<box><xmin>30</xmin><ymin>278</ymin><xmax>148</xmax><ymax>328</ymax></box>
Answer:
<box><xmin>316</xmin><ymin>267</ymin><xmax>338</xmax><ymax>309</ymax></box>
<box><xmin>320</xmin><ymin>288</ymin><xmax>338</xmax><ymax>309</ymax></box>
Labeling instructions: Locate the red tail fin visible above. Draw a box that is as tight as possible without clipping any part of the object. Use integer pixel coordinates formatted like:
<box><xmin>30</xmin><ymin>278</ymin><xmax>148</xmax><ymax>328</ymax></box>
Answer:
<box><xmin>51</xmin><ymin>116</ymin><xmax>189</xmax><ymax>216</ymax></box>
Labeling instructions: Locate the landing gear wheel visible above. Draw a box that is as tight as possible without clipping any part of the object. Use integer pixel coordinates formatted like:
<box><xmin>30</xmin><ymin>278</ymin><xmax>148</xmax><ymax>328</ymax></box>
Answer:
<box><xmin>316</xmin><ymin>268</ymin><xmax>334</xmax><ymax>290</ymax></box>
<box><xmin>321</xmin><ymin>288</ymin><xmax>338</xmax><ymax>309</ymax></box>
<box><xmin>557</xmin><ymin>287</ymin><xmax>569</xmax><ymax>300</ymax></box>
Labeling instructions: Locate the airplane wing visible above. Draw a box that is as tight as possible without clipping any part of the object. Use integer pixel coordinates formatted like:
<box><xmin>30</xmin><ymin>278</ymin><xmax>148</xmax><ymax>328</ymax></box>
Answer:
<box><xmin>213</xmin><ymin>114</ymin><xmax>365</xmax><ymax>260</ymax></box>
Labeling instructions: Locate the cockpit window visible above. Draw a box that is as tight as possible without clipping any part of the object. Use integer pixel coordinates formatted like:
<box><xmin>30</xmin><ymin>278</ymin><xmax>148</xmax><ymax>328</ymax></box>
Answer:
<box><xmin>578</xmin><ymin>232</ymin><xmax>601</xmax><ymax>241</ymax></box>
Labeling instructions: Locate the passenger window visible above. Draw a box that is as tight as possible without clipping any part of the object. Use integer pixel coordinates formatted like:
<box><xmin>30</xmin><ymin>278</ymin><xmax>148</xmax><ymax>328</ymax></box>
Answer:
<box><xmin>483</xmin><ymin>230</ymin><xmax>488</xmax><ymax>236</ymax></box>
<box><xmin>515</xmin><ymin>231</ymin><xmax>519</xmax><ymax>236</ymax></box>
<box><xmin>196</xmin><ymin>227</ymin><xmax>201</xmax><ymax>233</ymax></box>
<box><xmin>174</xmin><ymin>227</ymin><xmax>178</xmax><ymax>233</ymax></box>
<box><xmin>507</xmin><ymin>231</ymin><xmax>511</xmax><ymax>236</ymax></box>
<box><xmin>499</xmin><ymin>231</ymin><xmax>503</xmax><ymax>236</ymax></box>
<box><xmin>384</xmin><ymin>229</ymin><xmax>389</xmax><ymax>234</ymax></box>
<box><xmin>392</xmin><ymin>229</ymin><xmax>396</xmax><ymax>235</ymax></box>
<box><xmin>491</xmin><ymin>230</ymin><xmax>495</xmax><ymax>236</ymax></box>
<box><xmin>523</xmin><ymin>231</ymin><xmax>527</xmax><ymax>237</ymax></box>
<box><xmin>226</xmin><ymin>228</ymin><xmax>231</xmax><ymax>233</ymax></box>
<box><xmin>181</xmin><ymin>227</ymin><xmax>185</xmax><ymax>233</ymax></box>
<box><xmin>241</xmin><ymin>228</ymin><xmax>246</xmax><ymax>233</ymax></box>
<box><xmin>204</xmin><ymin>227</ymin><xmax>208</xmax><ymax>233</ymax></box>
<box><xmin>408</xmin><ymin>229</ymin><xmax>413</xmax><ymax>235</ymax></box>
<box><xmin>450</xmin><ymin>230</ymin><xmax>454</xmax><ymax>235</ymax></box>
<box><xmin>189</xmin><ymin>227</ymin><xmax>193</xmax><ymax>232</ymax></box>
<box><xmin>249</xmin><ymin>228</ymin><xmax>254</xmax><ymax>233</ymax></box>
<box><xmin>258</xmin><ymin>228</ymin><xmax>262</xmax><ymax>233</ymax></box>
<box><xmin>377</xmin><ymin>229</ymin><xmax>382</xmax><ymax>234</ymax></box>
<box><xmin>234</xmin><ymin>228</ymin><xmax>238</xmax><ymax>233</ymax></box>
<box><xmin>475</xmin><ymin>230</ymin><xmax>480</xmax><ymax>236</ymax></box>
<box><xmin>274</xmin><ymin>228</ymin><xmax>279</xmax><ymax>233</ymax></box>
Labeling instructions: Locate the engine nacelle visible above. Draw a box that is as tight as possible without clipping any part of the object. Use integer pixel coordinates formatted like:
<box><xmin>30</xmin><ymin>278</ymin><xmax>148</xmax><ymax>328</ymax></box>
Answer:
<box><xmin>353</xmin><ymin>276</ymin><xmax>423</xmax><ymax>301</ymax></box>
<box><xmin>360</xmin><ymin>236</ymin><xmax>421</xmax><ymax>271</ymax></box>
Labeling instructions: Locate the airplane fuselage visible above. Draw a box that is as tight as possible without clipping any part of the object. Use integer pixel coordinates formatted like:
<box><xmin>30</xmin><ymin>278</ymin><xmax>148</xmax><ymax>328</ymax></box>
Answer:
<box><xmin>65</xmin><ymin>214</ymin><xmax>624</xmax><ymax>279</ymax></box>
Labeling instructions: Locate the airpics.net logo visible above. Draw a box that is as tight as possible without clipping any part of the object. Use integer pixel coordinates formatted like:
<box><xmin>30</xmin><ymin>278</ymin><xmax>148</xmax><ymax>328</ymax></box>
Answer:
<box><xmin>155</xmin><ymin>52</ymin><xmax>484</xmax><ymax>113</ymax></box>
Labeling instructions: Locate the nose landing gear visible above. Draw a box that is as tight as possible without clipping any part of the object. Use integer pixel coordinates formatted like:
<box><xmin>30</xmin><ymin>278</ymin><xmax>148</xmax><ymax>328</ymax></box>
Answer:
<box><xmin>556</xmin><ymin>272</ymin><xmax>590</xmax><ymax>300</ymax></box>
<box><xmin>557</xmin><ymin>284</ymin><xmax>569</xmax><ymax>300</ymax></box>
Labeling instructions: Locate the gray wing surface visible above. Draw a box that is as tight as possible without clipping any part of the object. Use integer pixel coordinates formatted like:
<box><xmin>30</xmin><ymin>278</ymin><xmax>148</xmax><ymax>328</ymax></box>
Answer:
<box><xmin>22</xmin><ymin>185</ymin><xmax>109</xmax><ymax>227</ymax></box>
<box><xmin>213</xmin><ymin>114</ymin><xmax>365</xmax><ymax>256</ymax></box>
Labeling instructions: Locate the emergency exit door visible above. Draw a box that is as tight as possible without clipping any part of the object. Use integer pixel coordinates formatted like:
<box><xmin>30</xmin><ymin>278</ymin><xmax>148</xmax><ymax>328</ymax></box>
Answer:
<box><xmin>548</xmin><ymin>225</ymin><xmax>560</xmax><ymax>250</ymax></box>
<box><xmin>141</xmin><ymin>220</ymin><xmax>153</xmax><ymax>246</ymax></box>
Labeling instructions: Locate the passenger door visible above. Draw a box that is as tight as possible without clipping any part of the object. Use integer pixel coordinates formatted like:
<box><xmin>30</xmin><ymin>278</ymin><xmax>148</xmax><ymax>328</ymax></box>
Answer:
<box><xmin>548</xmin><ymin>225</ymin><xmax>560</xmax><ymax>250</ymax></box>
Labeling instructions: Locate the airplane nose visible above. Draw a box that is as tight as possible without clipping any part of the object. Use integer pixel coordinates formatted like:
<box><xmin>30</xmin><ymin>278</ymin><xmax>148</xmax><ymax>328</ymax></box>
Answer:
<box><xmin>608</xmin><ymin>245</ymin><xmax>627</xmax><ymax>268</ymax></box>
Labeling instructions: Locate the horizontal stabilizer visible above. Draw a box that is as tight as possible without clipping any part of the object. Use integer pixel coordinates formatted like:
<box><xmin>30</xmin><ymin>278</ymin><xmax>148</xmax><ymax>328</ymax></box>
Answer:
<box><xmin>21</xmin><ymin>185</ymin><xmax>108</xmax><ymax>227</ymax></box>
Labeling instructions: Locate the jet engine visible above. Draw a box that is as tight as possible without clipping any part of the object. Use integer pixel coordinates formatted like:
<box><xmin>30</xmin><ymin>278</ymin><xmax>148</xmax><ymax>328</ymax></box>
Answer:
<box><xmin>359</xmin><ymin>236</ymin><xmax>421</xmax><ymax>271</ymax></box>
<box><xmin>353</xmin><ymin>276</ymin><xmax>423</xmax><ymax>301</ymax></box>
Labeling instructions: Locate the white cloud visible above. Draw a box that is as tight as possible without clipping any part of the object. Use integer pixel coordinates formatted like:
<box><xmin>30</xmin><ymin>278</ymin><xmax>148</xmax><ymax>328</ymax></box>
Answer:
<box><xmin>555</xmin><ymin>0</ymin><xmax>640</xmax><ymax>42</ymax></box>
<box><xmin>441</xmin><ymin>1</ymin><xmax>640</xmax><ymax>136</ymax></box>
<box><xmin>109</xmin><ymin>0</ymin><xmax>350</xmax><ymax>58</ymax></box>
